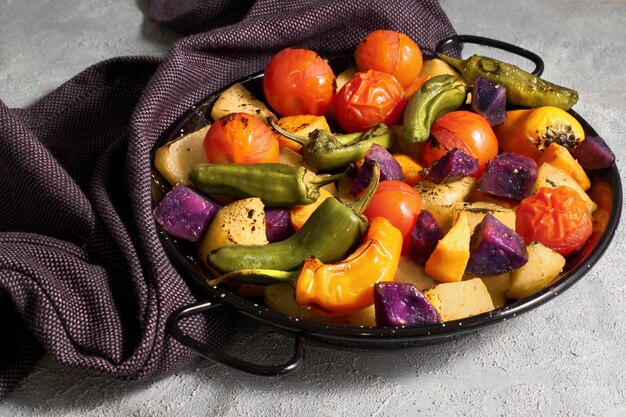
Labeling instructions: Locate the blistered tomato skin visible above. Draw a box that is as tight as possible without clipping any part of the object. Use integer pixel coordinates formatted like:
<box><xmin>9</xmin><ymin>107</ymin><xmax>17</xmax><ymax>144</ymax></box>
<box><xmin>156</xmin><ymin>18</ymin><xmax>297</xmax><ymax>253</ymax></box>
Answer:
<box><xmin>203</xmin><ymin>113</ymin><xmax>279</xmax><ymax>164</ymax></box>
<box><xmin>516</xmin><ymin>186</ymin><xmax>593</xmax><ymax>257</ymax></box>
<box><xmin>334</xmin><ymin>70</ymin><xmax>406</xmax><ymax>133</ymax></box>
<box><xmin>421</xmin><ymin>110</ymin><xmax>499</xmax><ymax>177</ymax></box>
<box><xmin>362</xmin><ymin>180</ymin><xmax>425</xmax><ymax>251</ymax></box>
<box><xmin>263</xmin><ymin>48</ymin><xmax>336</xmax><ymax>117</ymax></box>
<box><xmin>355</xmin><ymin>30</ymin><xmax>423</xmax><ymax>89</ymax></box>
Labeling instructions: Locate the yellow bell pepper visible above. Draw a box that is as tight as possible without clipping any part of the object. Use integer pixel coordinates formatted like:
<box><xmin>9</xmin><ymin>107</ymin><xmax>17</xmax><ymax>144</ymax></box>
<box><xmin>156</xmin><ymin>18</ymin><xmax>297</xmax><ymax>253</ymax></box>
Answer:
<box><xmin>494</xmin><ymin>106</ymin><xmax>585</xmax><ymax>161</ymax></box>
<box><xmin>295</xmin><ymin>217</ymin><xmax>402</xmax><ymax>316</ymax></box>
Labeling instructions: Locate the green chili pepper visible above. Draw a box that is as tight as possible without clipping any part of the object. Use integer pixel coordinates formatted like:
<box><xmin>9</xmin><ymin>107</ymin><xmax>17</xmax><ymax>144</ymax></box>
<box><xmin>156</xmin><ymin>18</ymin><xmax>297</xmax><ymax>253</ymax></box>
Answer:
<box><xmin>270</xmin><ymin>118</ymin><xmax>396</xmax><ymax>170</ymax></box>
<box><xmin>206</xmin><ymin>165</ymin><xmax>381</xmax><ymax>275</ymax></box>
<box><xmin>437</xmin><ymin>53</ymin><xmax>578</xmax><ymax>110</ymax></box>
<box><xmin>189</xmin><ymin>163</ymin><xmax>344</xmax><ymax>207</ymax></box>
<box><xmin>403</xmin><ymin>74</ymin><xmax>467</xmax><ymax>143</ymax></box>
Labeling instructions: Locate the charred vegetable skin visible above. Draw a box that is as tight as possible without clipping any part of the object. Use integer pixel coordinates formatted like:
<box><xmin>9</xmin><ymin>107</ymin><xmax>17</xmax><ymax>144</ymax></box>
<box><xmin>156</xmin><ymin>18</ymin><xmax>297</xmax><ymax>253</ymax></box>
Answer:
<box><xmin>403</xmin><ymin>74</ymin><xmax>468</xmax><ymax>143</ymax></box>
<box><xmin>189</xmin><ymin>162</ymin><xmax>343</xmax><ymax>207</ymax></box>
<box><xmin>438</xmin><ymin>53</ymin><xmax>579</xmax><ymax>110</ymax></box>
<box><xmin>270</xmin><ymin>119</ymin><xmax>396</xmax><ymax>170</ymax></box>
<box><xmin>206</xmin><ymin>166</ymin><xmax>380</xmax><ymax>274</ymax></box>
<box><xmin>295</xmin><ymin>217</ymin><xmax>403</xmax><ymax>316</ymax></box>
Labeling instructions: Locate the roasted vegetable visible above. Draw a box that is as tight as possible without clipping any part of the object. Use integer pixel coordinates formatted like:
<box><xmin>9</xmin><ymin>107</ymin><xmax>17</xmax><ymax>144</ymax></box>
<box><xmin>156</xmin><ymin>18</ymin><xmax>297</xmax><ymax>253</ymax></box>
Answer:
<box><xmin>479</xmin><ymin>273</ymin><xmax>511</xmax><ymax>309</ymax></box>
<box><xmin>190</xmin><ymin>162</ymin><xmax>344</xmax><ymax>207</ymax></box>
<box><xmin>153</xmin><ymin>183</ymin><xmax>220</xmax><ymax>242</ymax></box>
<box><xmin>264</xmin><ymin>208</ymin><xmax>294</xmax><ymax>242</ymax></box>
<box><xmin>423</xmin><ymin>278</ymin><xmax>495</xmax><ymax>322</ymax></box>
<box><xmin>295</xmin><ymin>217</ymin><xmax>403</xmax><ymax>315</ymax></box>
<box><xmin>408</xmin><ymin>210</ymin><xmax>443</xmax><ymax>265</ymax></box>
<box><xmin>494</xmin><ymin>107</ymin><xmax>585</xmax><ymax>161</ymax></box>
<box><xmin>471</xmin><ymin>76</ymin><xmax>507</xmax><ymax>126</ymax></box>
<box><xmin>452</xmin><ymin>201</ymin><xmax>517</xmax><ymax>233</ymax></box>
<box><xmin>403</xmin><ymin>74</ymin><xmax>468</xmax><ymax>143</ymax></box>
<box><xmin>271</xmin><ymin>114</ymin><xmax>330</xmax><ymax>153</ymax></box>
<box><xmin>506</xmin><ymin>242</ymin><xmax>566</xmax><ymax>299</ymax></box>
<box><xmin>352</xmin><ymin>144</ymin><xmax>404</xmax><ymax>195</ymax></box>
<box><xmin>154</xmin><ymin>125</ymin><xmax>209</xmax><ymax>186</ymax></box>
<box><xmin>571</xmin><ymin>135</ymin><xmax>615</xmax><ymax>170</ymax></box>
<box><xmin>210</xmin><ymin>82</ymin><xmax>276</xmax><ymax>122</ymax></box>
<box><xmin>289</xmin><ymin>186</ymin><xmax>336</xmax><ymax>231</ymax></box>
<box><xmin>422</xmin><ymin>148</ymin><xmax>478</xmax><ymax>183</ymax></box>
<box><xmin>374</xmin><ymin>282</ymin><xmax>441</xmax><ymax>327</ymax></box>
<box><xmin>465</xmin><ymin>214</ymin><xmax>528</xmax><ymax>276</ymax></box>
<box><xmin>197</xmin><ymin>197</ymin><xmax>268</xmax><ymax>262</ymax></box>
<box><xmin>392</xmin><ymin>153</ymin><xmax>423</xmax><ymax>185</ymax></box>
<box><xmin>477</xmin><ymin>152</ymin><xmax>537</xmax><ymax>200</ymax></box>
<box><xmin>437</xmin><ymin>53</ymin><xmax>578</xmax><ymax>110</ymax></box>
<box><xmin>206</xmin><ymin>166</ymin><xmax>380</xmax><ymax>274</ymax></box>
<box><xmin>537</xmin><ymin>142</ymin><xmax>590</xmax><ymax>190</ymax></box>
<box><xmin>271</xmin><ymin>118</ymin><xmax>396</xmax><ymax>171</ymax></box>
<box><xmin>533</xmin><ymin>162</ymin><xmax>596</xmax><ymax>213</ymax></box>
<box><xmin>414</xmin><ymin>176</ymin><xmax>477</xmax><ymax>230</ymax></box>
<box><xmin>424</xmin><ymin>211</ymin><xmax>471</xmax><ymax>283</ymax></box>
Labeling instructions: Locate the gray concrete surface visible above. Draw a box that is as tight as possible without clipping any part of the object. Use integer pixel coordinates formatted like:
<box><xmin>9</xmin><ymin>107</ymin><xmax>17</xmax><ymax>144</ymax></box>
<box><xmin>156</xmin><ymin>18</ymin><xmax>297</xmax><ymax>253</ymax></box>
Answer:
<box><xmin>1</xmin><ymin>0</ymin><xmax>625</xmax><ymax>416</ymax></box>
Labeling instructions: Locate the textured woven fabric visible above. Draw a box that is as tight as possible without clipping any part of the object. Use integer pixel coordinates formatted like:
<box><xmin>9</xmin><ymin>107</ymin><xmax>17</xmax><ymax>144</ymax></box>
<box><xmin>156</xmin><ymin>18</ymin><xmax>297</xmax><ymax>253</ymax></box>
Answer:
<box><xmin>0</xmin><ymin>0</ymin><xmax>459</xmax><ymax>399</ymax></box>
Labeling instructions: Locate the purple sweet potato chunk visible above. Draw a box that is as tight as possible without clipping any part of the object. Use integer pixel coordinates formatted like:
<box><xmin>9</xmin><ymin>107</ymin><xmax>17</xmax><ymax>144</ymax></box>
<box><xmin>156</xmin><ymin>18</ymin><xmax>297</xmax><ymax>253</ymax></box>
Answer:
<box><xmin>153</xmin><ymin>183</ymin><xmax>221</xmax><ymax>242</ymax></box>
<box><xmin>465</xmin><ymin>213</ymin><xmax>528</xmax><ymax>276</ymax></box>
<box><xmin>409</xmin><ymin>210</ymin><xmax>443</xmax><ymax>265</ymax></box>
<box><xmin>471</xmin><ymin>76</ymin><xmax>507</xmax><ymax>126</ymax></box>
<box><xmin>374</xmin><ymin>282</ymin><xmax>441</xmax><ymax>327</ymax></box>
<box><xmin>351</xmin><ymin>144</ymin><xmax>404</xmax><ymax>195</ymax></box>
<box><xmin>571</xmin><ymin>135</ymin><xmax>615</xmax><ymax>170</ymax></box>
<box><xmin>265</xmin><ymin>208</ymin><xmax>295</xmax><ymax>242</ymax></box>
<box><xmin>422</xmin><ymin>148</ymin><xmax>478</xmax><ymax>183</ymax></box>
<box><xmin>477</xmin><ymin>152</ymin><xmax>537</xmax><ymax>200</ymax></box>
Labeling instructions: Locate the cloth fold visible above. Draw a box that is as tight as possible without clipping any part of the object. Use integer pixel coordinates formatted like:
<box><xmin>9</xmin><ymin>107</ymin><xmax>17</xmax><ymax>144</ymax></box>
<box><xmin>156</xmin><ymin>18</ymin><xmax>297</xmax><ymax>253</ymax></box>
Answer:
<box><xmin>0</xmin><ymin>0</ymin><xmax>459</xmax><ymax>399</ymax></box>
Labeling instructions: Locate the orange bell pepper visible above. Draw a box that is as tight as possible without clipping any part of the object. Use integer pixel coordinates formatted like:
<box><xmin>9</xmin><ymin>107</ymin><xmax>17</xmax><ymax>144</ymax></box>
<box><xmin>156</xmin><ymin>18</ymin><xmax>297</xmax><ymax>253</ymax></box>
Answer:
<box><xmin>295</xmin><ymin>217</ymin><xmax>403</xmax><ymax>316</ymax></box>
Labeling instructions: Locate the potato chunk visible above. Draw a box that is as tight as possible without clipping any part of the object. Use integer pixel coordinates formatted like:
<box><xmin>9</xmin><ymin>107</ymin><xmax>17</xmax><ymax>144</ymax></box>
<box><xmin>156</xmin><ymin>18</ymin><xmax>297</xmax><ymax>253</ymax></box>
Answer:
<box><xmin>506</xmin><ymin>241</ymin><xmax>566</xmax><ymax>299</ymax></box>
<box><xmin>414</xmin><ymin>177</ymin><xmax>476</xmax><ymax>231</ymax></box>
<box><xmin>197</xmin><ymin>197</ymin><xmax>268</xmax><ymax>268</ymax></box>
<box><xmin>423</xmin><ymin>278</ymin><xmax>495</xmax><ymax>322</ymax></box>
<box><xmin>154</xmin><ymin>125</ymin><xmax>209</xmax><ymax>186</ymax></box>
<box><xmin>210</xmin><ymin>82</ymin><xmax>275</xmax><ymax>122</ymax></box>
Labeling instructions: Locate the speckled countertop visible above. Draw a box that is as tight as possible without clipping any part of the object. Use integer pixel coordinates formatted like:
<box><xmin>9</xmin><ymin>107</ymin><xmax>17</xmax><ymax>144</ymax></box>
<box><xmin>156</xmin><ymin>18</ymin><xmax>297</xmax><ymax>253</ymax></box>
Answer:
<box><xmin>1</xmin><ymin>1</ymin><xmax>625</xmax><ymax>416</ymax></box>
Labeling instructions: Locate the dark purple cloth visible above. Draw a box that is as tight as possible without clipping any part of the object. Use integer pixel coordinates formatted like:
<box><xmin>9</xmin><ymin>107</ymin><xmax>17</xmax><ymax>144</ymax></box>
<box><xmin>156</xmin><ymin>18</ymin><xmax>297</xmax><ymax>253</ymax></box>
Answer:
<box><xmin>0</xmin><ymin>0</ymin><xmax>459</xmax><ymax>399</ymax></box>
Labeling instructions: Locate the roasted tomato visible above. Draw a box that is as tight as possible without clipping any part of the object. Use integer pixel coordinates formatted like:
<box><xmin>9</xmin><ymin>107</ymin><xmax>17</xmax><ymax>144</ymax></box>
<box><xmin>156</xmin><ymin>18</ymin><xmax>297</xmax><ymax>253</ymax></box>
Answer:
<box><xmin>263</xmin><ymin>48</ymin><xmax>336</xmax><ymax>117</ymax></box>
<box><xmin>516</xmin><ymin>186</ymin><xmax>593</xmax><ymax>257</ymax></box>
<box><xmin>334</xmin><ymin>70</ymin><xmax>405</xmax><ymax>133</ymax></box>
<box><xmin>203</xmin><ymin>113</ymin><xmax>279</xmax><ymax>164</ymax></box>
<box><xmin>421</xmin><ymin>110</ymin><xmax>499</xmax><ymax>177</ymax></box>
<box><xmin>354</xmin><ymin>29</ymin><xmax>423</xmax><ymax>89</ymax></box>
<box><xmin>362</xmin><ymin>180</ymin><xmax>424</xmax><ymax>251</ymax></box>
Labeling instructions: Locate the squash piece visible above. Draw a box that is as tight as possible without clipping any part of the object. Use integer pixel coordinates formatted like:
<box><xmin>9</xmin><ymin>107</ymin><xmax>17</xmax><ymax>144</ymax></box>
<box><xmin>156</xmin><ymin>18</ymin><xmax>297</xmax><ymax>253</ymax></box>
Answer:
<box><xmin>392</xmin><ymin>154</ymin><xmax>423</xmax><ymax>186</ymax></box>
<box><xmin>534</xmin><ymin>162</ymin><xmax>596</xmax><ymax>213</ymax></box>
<box><xmin>452</xmin><ymin>201</ymin><xmax>516</xmax><ymax>233</ymax></box>
<box><xmin>197</xmin><ymin>197</ymin><xmax>268</xmax><ymax>268</ymax></box>
<box><xmin>414</xmin><ymin>177</ymin><xmax>477</xmax><ymax>231</ymax></box>
<box><xmin>154</xmin><ymin>125</ymin><xmax>209</xmax><ymax>186</ymax></box>
<box><xmin>273</xmin><ymin>115</ymin><xmax>331</xmax><ymax>152</ymax></box>
<box><xmin>537</xmin><ymin>143</ymin><xmax>590</xmax><ymax>190</ymax></box>
<box><xmin>506</xmin><ymin>241</ymin><xmax>566</xmax><ymax>299</ymax></box>
<box><xmin>289</xmin><ymin>187</ymin><xmax>337</xmax><ymax>231</ymax></box>
<box><xmin>424</xmin><ymin>211</ymin><xmax>471</xmax><ymax>283</ymax></box>
<box><xmin>210</xmin><ymin>82</ymin><xmax>276</xmax><ymax>122</ymax></box>
<box><xmin>423</xmin><ymin>278</ymin><xmax>495</xmax><ymax>322</ymax></box>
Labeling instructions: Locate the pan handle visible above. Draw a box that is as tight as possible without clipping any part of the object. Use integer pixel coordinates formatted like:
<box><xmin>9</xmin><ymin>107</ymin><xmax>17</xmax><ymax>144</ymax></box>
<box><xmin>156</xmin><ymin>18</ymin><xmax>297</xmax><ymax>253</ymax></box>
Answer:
<box><xmin>436</xmin><ymin>34</ymin><xmax>545</xmax><ymax>76</ymax></box>
<box><xmin>167</xmin><ymin>300</ymin><xmax>305</xmax><ymax>376</ymax></box>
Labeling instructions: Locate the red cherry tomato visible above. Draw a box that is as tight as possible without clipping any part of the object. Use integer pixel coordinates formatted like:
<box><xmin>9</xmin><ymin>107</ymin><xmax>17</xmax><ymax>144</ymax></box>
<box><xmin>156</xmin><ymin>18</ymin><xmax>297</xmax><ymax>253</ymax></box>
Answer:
<box><xmin>362</xmin><ymin>180</ymin><xmax>424</xmax><ymax>251</ymax></box>
<box><xmin>516</xmin><ymin>186</ymin><xmax>593</xmax><ymax>256</ymax></box>
<box><xmin>263</xmin><ymin>48</ymin><xmax>336</xmax><ymax>117</ymax></box>
<box><xmin>421</xmin><ymin>111</ymin><xmax>499</xmax><ymax>177</ymax></box>
<box><xmin>203</xmin><ymin>113</ymin><xmax>279</xmax><ymax>164</ymax></box>
<box><xmin>334</xmin><ymin>70</ymin><xmax>405</xmax><ymax>133</ymax></box>
<box><xmin>355</xmin><ymin>30</ymin><xmax>423</xmax><ymax>89</ymax></box>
